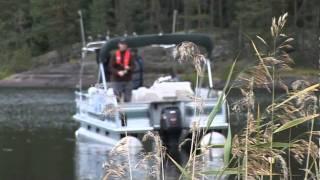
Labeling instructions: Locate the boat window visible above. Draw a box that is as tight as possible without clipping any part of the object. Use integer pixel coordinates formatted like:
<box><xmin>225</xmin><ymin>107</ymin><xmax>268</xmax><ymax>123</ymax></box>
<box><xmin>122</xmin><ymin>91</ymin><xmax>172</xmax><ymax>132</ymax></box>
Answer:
<box><xmin>185</xmin><ymin>107</ymin><xmax>194</xmax><ymax>116</ymax></box>
<box><xmin>87</xmin><ymin>125</ymin><xmax>91</xmax><ymax>130</ymax></box>
<box><xmin>105</xmin><ymin>131</ymin><xmax>109</xmax><ymax>136</ymax></box>
<box><xmin>96</xmin><ymin>128</ymin><xmax>100</xmax><ymax>133</ymax></box>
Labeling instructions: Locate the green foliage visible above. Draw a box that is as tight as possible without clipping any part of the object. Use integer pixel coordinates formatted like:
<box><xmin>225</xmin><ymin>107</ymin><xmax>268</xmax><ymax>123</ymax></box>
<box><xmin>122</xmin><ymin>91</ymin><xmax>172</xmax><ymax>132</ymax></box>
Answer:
<box><xmin>89</xmin><ymin>0</ymin><xmax>110</xmax><ymax>35</ymax></box>
<box><xmin>0</xmin><ymin>52</ymin><xmax>13</xmax><ymax>79</ymax></box>
<box><xmin>0</xmin><ymin>0</ymin><xmax>319</xmax><ymax>78</ymax></box>
<box><xmin>0</xmin><ymin>46</ymin><xmax>32</xmax><ymax>79</ymax></box>
<box><xmin>30</xmin><ymin>0</ymin><xmax>80</xmax><ymax>52</ymax></box>
<box><xmin>167</xmin><ymin>154</ymin><xmax>191</xmax><ymax>179</ymax></box>
<box><xmin>202</xmin><ymin>168</ymin><xmax>242</xmax><ymax>175</ymax></box>
<box><xmin>234</xmin><ymin>0</ymin><xmax>272</xmax><ymax>28</ymax></box>
<box><xmin>274</xmin><ymin>114</ymin><xmax>319</xmax><ymax>134</ymax></box>
<box><xmin>206</xmin><ymin>60</ymin><xmax>236</xmax><ymax>129</ymax></box>
<box><xmin>10</xmin><ymin>46</ymin><xmax>33</xmax><ymax>72</ymax></box>
<box><xmin>224</xmin><ymin>124</ymin><xmax>232</xmax><ymax>165</ymax></box>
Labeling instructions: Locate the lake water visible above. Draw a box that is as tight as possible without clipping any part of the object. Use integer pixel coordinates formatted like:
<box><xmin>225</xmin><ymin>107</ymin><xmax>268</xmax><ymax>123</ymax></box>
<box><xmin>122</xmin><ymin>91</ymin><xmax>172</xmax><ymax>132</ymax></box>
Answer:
<box><xmin>0</xmin><ymin>88</ymin><xmax>173</xmax><ymax>180</ymax></box>
<box><xmin>0</xmin><ymin>88</ymin><xmax>81</xmax><ymax>180</ymax></box>
<box><xmin>0</xmin><ymin>88</ymin><xmax>316</xmax><ymax>180</ymax></box>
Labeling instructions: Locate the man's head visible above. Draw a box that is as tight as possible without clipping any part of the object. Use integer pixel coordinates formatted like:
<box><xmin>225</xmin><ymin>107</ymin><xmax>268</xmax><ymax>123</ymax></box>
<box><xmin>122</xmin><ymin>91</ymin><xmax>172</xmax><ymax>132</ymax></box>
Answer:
<box><xmin>118</xmin><ymin>39</ymin><xmax>128</xmax><ymax>51</ymax></box>
<box><xmin>131</xmin><ymin>48</ymin><xmax>138</xmax><ymax>57</ymax></box>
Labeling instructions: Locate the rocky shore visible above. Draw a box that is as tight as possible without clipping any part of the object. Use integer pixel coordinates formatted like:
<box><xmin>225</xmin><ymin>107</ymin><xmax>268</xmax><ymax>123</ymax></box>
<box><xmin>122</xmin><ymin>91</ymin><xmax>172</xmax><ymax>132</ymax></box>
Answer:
<box><xmin>0</xmin><ymin>46</ymin><xmax>317</xmax><ymax>90</ymax></box>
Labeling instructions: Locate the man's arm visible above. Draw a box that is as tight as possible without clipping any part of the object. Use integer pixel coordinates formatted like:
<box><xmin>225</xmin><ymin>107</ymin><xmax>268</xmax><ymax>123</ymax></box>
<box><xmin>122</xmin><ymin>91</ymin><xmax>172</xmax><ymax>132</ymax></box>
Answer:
<box><xmin>127</xmin><ymin>56</ymin><xmax>135</xmax><ymax>73</ymax></box>
<box><xmin>108</xmin><ymin>54</ymin><xmax>118</xmax><ymax>74</ymax></box>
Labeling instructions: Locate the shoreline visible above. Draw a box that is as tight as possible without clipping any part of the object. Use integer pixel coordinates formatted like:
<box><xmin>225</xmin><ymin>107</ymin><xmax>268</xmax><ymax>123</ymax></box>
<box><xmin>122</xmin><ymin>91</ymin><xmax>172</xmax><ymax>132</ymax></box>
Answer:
<box><xmin>0</xmin><ymin>56</ymin><xmax>317</xmax><ymax>90</ymax></box>
<box><xmin>0</xmin><ymin>73</ymin><xmax>317</xmax><ymax>90</ymax></box>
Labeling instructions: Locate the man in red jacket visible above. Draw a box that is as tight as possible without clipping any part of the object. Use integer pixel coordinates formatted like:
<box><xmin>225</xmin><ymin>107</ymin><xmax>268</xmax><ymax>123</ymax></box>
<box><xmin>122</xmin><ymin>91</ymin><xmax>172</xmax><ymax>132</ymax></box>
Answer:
<box><xmin>109</xmin><ymin>39</ymin><xmax>134</xmax><ymax>102</ymax></box>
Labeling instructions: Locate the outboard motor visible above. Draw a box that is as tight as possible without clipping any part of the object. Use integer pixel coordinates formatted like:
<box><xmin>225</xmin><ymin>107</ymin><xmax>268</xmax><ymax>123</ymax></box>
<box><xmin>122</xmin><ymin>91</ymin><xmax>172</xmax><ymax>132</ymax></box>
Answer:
<box><xmin>160</xmin><ymin>107</ymin><xmax>181</xmax><ymax>131</ymax></box>
<box><xmin>160</xmin><ymin>107</ymin><xmax>182</xmax><ymax>163</ymax></box>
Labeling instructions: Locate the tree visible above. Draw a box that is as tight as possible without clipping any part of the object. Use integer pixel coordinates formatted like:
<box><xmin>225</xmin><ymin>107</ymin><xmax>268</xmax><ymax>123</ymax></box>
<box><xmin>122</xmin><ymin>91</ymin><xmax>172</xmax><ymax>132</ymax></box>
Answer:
<box><xmin>149</xmin><ymin>0</ymin><xmax>162</xmax><ymax>32</ymax></box>
<box><xmin>89</xmin><ymin>0</ymin><xmax>115</xmax><ymax>37</ymax></box>
<box><xmin>234</xmin><ymin>0</ymin><xmax>272</xmax><ymax>29</ymax></box>
<box><xmin>30</xmin><ymin>0</ymin><xmax>80</xmax><ymax>54</ymax></box>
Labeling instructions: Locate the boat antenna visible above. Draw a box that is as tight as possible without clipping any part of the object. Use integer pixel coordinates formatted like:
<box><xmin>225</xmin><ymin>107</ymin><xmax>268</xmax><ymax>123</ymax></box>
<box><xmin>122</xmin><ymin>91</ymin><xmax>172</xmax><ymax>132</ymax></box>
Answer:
<box><xmin>172</xmin><ymin>9</ymin><xmax>178</xmax><ymax>33</ymax></box>
<box><xmin>78</xmin><ymin>10</ymin><xmax>86</xmax><ymax>98</ymax></box>
<box><xmin>79</xmin><ymin>10</ymin><xmax>86</xmax><ymax>47</ymax></box>
<box><xmin>106</xmin><ymin>30</ymin><xmax>110</xmax><ymax>40</ymax></box>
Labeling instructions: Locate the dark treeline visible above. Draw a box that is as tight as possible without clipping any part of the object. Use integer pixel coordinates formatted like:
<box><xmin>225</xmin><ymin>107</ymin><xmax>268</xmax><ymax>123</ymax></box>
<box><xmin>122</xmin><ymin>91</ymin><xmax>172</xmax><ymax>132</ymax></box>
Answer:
<box><xmin>0</xmin><ymin>0</ymin><xmax>319</xmax><ymax>78</ymax></box>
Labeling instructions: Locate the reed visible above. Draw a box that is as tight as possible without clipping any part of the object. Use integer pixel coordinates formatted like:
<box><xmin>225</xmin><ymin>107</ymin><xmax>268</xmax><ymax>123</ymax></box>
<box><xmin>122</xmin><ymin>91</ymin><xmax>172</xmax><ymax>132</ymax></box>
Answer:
<box><xmin>172</xmin><ymin>13</ymin><xmax>320</xmax><ymax>180</ymax></box>
<box><xmin>102</xmin><ymin>13</ymin><xmax>319</xmax><ymax>180</ymax></box>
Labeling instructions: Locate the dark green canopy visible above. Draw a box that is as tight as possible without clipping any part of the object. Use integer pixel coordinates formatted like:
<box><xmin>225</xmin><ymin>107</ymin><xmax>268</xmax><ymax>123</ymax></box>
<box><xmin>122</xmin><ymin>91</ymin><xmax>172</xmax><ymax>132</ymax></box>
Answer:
<box><xmin>99</xmin><ymin>33</ymin><xmax>213</xmax><ymax>63</ymax></box>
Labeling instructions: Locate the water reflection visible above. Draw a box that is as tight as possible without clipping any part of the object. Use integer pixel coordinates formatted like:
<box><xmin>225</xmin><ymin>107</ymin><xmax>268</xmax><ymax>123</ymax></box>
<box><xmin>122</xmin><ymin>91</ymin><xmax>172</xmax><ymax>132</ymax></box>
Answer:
<box><xmin>74</xmin><ymin>139</ymin><xmax>156</xmax><ymax>180</ymax></box>
<box><xmin>0</xmin><ymin>130</ymin><xmax>75</xmax><ymax>180</ymax></box>
<box><xmin>0</xmin><ymin>88</ymin><xmax>76</xmax><ymax>180</ymax></box>
<box><xmin>75</xmin><ymin>141</ymin><xmax>110</xmax><ymax>180</ymax></box>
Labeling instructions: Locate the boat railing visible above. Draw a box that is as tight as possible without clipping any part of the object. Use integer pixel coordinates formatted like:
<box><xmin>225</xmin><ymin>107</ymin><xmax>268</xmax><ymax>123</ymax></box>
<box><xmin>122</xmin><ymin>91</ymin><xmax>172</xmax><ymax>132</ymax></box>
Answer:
<box><xmin>75</xmin><ymin>91</ymin><xmax>93</xmax><ymax>113</ymax></box>
<box><xmin>75</xmin><ymin>91</ymin><xmax>121</xmax><ymax>127</ymax></box>
<box><xmin>184</xmin><ymin>101</ymin><xmax>228</xmax><ymax>129</ymax></box>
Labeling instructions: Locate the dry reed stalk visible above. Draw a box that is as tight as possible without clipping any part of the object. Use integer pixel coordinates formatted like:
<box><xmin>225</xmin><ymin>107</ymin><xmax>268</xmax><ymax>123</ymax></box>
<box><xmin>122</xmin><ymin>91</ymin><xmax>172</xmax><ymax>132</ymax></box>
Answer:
<box><xmin>105</xmin><ymin>13</ymin><xmax>320</xmax><ymax>180</ymax></box>
<box><xmin>142</xmin><ymin>131</ymin><xmax>166</xmax><ymax>180</ymax></box>
<box><xmin>174</xmin><ymin>41</ymin><xmax>208</xmax><ymax>180</ymax></box>
<box><xmin>230</xmin><ymin>13</ymin><xmax>320</xmax><ymax>180</ymax></box>
<box><xmin>102</xmin><ymin>104</ymin><xmax>137</xmax><ymax>180</ymax></box>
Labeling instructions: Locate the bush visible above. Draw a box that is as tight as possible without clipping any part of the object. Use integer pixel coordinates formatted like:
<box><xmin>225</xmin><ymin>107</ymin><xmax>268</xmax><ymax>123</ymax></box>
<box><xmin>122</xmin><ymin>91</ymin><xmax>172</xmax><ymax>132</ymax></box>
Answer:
<box><xmin>0</xmin><ymin>46</ymin><xmax>32</xmax><ymax>79</ymax></box>
<box><xmin>10</xmin><ymin>46</ymin><xmax>33</xmax><ymax>72</ymax></box>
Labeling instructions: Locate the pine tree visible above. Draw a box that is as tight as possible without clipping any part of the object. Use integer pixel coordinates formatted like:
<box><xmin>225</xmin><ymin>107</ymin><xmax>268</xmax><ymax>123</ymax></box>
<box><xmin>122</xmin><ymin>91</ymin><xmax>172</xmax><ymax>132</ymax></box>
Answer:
<box><xmin>234</xmin><ymin>0</ymin><xmax>272</xmax><ymax>29</ymax></box>
<box><xmin>89</xmin><ymin>0</ymin><xmax>111</xmax><ymax>36</ymax></box>
<box><xmin>30</xmin><ymin>0</ymin><xmax>80</xmax><ymax>53</ymax></box>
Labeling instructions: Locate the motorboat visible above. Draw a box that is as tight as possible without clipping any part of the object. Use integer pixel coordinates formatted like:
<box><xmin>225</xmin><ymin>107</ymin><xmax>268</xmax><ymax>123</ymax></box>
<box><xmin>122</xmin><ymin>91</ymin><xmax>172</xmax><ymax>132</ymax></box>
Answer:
<box><xmin>73</xmin><ymin>34</ymin><xmax>229</xmax><ymax>154</ymax></box>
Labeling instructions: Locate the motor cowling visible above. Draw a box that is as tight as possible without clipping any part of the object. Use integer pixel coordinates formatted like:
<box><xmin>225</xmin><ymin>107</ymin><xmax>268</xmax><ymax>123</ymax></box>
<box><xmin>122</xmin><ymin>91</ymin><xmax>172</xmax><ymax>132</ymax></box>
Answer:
<box><xmin>160</xmin><ymin>107</ymin><xmax>181</xmax><ymax>132</ymax></box>
<box><xmin>159</xmin><ymin>107</ymin><xmax>182</xmax><ymax>164</ymax></box>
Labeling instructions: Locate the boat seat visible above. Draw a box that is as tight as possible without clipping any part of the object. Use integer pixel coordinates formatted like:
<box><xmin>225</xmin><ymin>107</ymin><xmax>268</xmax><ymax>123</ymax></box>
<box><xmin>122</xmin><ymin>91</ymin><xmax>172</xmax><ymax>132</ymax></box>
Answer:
<box><xmin>131</xmin><ymin>81</ymin><xmax>194</xmax><ymax>102</ymax></box>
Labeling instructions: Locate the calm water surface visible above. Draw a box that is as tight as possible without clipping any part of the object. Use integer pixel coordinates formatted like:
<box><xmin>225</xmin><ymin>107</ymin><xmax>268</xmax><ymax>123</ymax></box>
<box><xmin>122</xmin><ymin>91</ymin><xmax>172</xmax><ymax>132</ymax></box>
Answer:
<box><xmin>0</xmin><ymin>88</ymin><xmax>106</xmax><ymax>180</ymax></box>
<box><xmin>0</xmin><ymin>88</ymin><xmax>167</xmax><ymax>180</ymax></box>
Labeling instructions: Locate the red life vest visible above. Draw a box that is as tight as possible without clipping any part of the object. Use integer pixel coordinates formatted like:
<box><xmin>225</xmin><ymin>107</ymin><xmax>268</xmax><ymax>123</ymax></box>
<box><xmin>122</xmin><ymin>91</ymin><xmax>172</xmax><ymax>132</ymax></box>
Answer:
<box><xmin>115</xmin><ymin>50</ymin><xmax>131</xmax><ymax>68</ymax></box>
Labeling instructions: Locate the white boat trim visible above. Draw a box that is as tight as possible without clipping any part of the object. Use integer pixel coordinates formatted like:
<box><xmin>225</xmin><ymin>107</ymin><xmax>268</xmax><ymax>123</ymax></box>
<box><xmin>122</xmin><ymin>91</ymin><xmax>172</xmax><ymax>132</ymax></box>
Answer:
<box><xmin>75</xmin><ymin>127</ymin><xmax>118</xmax><ymax>145</ymax></box>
